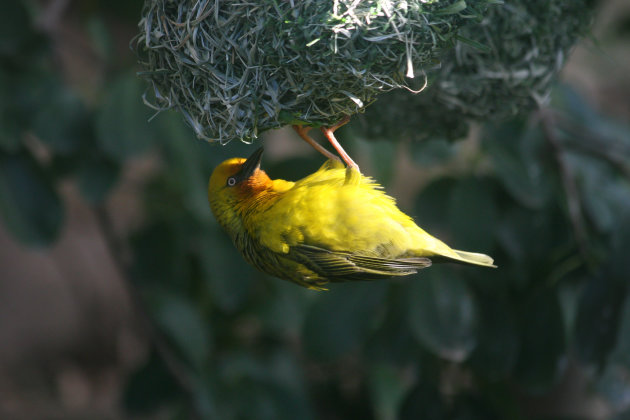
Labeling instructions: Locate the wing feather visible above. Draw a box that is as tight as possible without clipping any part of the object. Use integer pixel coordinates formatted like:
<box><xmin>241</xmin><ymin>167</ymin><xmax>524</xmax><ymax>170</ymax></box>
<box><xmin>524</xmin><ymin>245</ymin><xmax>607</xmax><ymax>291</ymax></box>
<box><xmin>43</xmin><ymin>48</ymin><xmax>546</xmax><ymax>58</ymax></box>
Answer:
<box><xmin>290</xmin><ymin>244</ymin><xmax>431</xmax><ymax>282</ymax></box>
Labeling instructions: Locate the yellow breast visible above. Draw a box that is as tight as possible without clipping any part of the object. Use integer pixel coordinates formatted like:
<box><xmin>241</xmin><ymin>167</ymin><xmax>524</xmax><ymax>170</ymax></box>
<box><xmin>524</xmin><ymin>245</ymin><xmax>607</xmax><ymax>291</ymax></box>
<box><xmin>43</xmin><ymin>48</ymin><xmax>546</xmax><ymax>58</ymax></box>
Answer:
<box><xmin>242</xmin><ymin>163</ymin><xmax>425</xmax><ymax>258</ymax></box>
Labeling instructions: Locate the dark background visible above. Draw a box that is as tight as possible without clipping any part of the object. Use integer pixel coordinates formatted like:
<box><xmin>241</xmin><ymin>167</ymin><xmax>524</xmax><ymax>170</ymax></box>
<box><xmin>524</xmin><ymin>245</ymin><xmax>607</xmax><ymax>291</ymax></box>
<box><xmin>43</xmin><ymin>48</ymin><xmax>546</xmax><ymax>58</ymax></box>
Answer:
<box><xmin>1</xmin><ymin>0</ymin><xmax>630</xmax><ymax>419</ymax></box>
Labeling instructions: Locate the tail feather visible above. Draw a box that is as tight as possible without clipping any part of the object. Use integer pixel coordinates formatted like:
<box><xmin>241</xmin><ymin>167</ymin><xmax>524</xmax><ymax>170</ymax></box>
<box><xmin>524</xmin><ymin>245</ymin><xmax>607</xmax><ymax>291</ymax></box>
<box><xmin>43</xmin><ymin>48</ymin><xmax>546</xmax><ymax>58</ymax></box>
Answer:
<box><xmin>450</xmin><ymin>249</ymin><xmax>496</xmax><ymax>268</ymax></box>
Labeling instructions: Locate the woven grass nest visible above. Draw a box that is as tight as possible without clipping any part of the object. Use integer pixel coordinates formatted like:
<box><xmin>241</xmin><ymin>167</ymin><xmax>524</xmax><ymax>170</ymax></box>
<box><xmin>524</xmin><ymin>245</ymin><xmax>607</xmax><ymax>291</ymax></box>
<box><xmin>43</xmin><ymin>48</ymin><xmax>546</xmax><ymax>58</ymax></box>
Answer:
<box><xmin>136</xmin><ymin>0</ymin><xmax>493</xmax><ymax>144</ymax></box>
<box><xmin>356</xmin><ymin>0</ymin><xmax>597</xmax><ymax>142</ymax></box>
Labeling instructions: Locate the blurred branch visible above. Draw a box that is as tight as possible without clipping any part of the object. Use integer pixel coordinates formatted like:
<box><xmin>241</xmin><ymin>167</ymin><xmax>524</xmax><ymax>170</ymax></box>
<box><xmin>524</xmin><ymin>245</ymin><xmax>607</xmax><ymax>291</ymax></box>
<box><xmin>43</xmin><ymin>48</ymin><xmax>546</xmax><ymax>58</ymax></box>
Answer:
<box><xmin>92</xmin><ymin>204</ymin><xmax>202</xmax><ymax>419</ymax></box>
<box><xmin>537</xmin><ymin>109</ymin><xmax>589</xmax><ymax>259</ymax></box>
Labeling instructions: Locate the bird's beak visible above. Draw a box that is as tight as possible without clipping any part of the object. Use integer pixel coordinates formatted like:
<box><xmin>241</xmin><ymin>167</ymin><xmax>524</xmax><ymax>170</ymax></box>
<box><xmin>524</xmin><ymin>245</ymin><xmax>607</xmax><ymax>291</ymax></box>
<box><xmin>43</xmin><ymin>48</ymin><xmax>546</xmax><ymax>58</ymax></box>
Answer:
<box><xmin>239</xmin><ymin>147</ymin><xmax>264</xmax><ymax>179</ymax></box>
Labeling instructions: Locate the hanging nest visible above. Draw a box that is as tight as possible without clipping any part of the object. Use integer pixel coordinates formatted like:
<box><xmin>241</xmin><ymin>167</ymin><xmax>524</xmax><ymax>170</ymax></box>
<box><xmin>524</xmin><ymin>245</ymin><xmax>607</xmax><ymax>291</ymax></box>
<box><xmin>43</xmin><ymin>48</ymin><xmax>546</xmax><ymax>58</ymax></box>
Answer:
<box><xmin>356</xmin><ymin>0</ymin><xmax>598</xmax><ymax>142</ymax></box>
<box><xmin>135</xmin><ymin>0</ymin><xmax>493</xmax><ymax>144</ymax></box>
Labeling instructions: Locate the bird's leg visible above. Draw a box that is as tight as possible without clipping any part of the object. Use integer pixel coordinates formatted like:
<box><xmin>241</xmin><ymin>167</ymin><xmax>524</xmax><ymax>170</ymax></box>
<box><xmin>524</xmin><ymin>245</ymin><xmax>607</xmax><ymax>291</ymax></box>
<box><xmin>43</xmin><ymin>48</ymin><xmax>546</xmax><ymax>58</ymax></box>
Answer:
<box><xmin>292</xmin><ymin>125</ymin><xmax>341</xmax><ymax>163</ymax></box>
<box><xmin>320</xmin><ymin>116</ymin><xmax>358</xmax><ymax>170</ymax></box>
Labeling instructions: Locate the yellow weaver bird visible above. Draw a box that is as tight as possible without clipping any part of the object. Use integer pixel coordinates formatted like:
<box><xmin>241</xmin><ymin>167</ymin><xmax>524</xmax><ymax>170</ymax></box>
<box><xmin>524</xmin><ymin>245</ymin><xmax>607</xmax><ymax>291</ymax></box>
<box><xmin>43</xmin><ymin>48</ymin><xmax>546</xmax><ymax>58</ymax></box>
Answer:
<box><xmin>208</xmin><ymin>148</ymin><xmax>495</xmax><ymax>290</ymax></box>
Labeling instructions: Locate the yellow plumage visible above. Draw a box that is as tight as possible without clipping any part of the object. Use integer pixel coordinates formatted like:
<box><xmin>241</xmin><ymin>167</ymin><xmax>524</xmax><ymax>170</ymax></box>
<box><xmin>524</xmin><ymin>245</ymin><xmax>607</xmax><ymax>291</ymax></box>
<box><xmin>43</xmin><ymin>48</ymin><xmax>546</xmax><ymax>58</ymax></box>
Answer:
<box><xmin>208</xmin><ymin>148</ymin><xmax>495</xmax><ymax>290</ymax></box>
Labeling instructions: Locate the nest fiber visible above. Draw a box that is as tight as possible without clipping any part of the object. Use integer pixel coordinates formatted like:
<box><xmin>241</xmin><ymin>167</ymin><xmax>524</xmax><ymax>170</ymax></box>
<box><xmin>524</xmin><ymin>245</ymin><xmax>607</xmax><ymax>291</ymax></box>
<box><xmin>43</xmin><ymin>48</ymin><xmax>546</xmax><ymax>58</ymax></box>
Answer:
<box><xmin>136</xmin><ymin>0</ymin><xmax>491</xmax><ymax>144</ymax></box>
<box><xmin>357</xmin><ymin>0</ymin><xmax>597</xmax><ymax>142</ymax></box>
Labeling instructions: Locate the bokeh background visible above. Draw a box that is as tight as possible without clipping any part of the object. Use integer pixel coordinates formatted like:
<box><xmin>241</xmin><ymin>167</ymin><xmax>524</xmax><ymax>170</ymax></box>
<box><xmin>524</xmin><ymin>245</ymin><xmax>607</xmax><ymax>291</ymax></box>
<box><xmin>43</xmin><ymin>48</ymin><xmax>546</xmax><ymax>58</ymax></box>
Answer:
<box><xmin>1</xmin><ymin>0</ymin><xmax>630</xmax><ymax>419</ymax></box>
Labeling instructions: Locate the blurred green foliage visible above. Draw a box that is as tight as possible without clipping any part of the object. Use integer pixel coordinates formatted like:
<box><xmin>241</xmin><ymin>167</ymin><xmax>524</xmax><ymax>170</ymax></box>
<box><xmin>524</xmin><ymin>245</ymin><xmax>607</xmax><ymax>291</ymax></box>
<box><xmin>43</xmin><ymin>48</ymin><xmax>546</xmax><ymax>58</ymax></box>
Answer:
<box><xmin>2</xmin><ymin>1</ymin><xmax>630</xmax><ymax>419</ymax></box>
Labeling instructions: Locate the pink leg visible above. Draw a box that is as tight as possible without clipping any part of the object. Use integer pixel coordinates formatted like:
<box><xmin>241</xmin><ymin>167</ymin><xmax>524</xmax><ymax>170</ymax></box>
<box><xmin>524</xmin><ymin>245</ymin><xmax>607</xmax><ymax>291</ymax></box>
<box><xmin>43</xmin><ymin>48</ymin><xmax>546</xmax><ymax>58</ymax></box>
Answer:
<box><xmin>320</xmin><ymin>116</ymin><xmax>358</xmax><ymax>169</ymax></box>
<box><xmin>293</xmin><ymin>125</ymin><xmax>341</xmax><ymax>162</ymax></box>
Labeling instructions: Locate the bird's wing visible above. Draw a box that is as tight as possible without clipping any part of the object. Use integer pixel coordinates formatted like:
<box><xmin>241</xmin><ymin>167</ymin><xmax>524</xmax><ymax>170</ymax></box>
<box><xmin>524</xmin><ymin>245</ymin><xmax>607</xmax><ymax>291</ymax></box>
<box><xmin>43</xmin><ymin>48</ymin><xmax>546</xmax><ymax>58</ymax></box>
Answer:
<box><xmin>290</xmin><ymin>244</ymin><xmax>431</xmax><ymax>281</ymax></box>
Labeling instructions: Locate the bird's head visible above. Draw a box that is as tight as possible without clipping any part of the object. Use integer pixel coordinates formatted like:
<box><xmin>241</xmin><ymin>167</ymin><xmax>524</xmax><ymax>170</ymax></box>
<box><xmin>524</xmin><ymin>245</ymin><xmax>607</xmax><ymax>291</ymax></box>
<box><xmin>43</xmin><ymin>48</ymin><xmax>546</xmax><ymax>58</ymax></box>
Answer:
<box><xmin>208</xmin><ymin>147</ymin><xmax>272</xmax><ymax>229</ymax></box>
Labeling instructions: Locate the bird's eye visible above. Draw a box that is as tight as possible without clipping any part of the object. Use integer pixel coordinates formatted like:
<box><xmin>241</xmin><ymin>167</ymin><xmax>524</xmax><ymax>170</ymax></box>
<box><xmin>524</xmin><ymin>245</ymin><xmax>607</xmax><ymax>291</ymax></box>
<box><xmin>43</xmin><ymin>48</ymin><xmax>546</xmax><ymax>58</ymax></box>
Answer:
<box><xmin>226</xmin><ymin>177</ymin><xmax>237</xmax><ymax>187</ymax></box>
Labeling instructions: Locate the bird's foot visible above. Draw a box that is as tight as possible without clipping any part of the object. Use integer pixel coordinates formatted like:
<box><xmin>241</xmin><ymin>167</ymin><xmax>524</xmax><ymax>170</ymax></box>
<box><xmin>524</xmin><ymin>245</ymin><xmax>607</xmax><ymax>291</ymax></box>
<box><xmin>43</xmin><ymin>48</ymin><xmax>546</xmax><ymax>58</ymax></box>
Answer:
<box><xmin>320</xmin><ymin>116</ymin><xmax>359</xmax><ymax>170</ymax></box>
<box><xmin>292</xmin><ymin>124</ymin><xmax>341</xmax><ymax>163</ymax></box>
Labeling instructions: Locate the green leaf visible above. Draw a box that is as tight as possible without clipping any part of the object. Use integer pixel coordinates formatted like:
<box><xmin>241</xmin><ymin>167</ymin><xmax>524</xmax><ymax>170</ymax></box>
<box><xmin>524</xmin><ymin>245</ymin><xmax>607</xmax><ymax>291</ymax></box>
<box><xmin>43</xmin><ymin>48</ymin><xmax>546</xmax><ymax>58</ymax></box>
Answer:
<box><xmin>302</xmin><ymin>282</ymin><xmax>387</xmax><ymax>361</ymax></box>
<box><xmin>33</xmin><ymin>88</ymin><xmax>88</xmax><ymax>155</ymax></box>
<box><xmin>0</xmin><ymin>71</ymin><xmax>59</xmax><ymax>152</ymax></box>
<box><xmin>86</xmin><ymin>17</ymin><xmax>114</xmax><ymax>63</ymax></box>
<box><xmin>93</xmin><ymin>0</ymin><xmax>144</xmax><ymax>23</ymax></box>
<box><xmin>50</xmin><ymin>153</ymin><xmax>81</xmax><ymax>178</ymax></box>
<box><xmin>458</xmin><ymin>382</ymin><xmax>522</xmax><ymax>420</ymax></box>
<box><xmin>495</xmin><ymin>206</ymin><xmax>569</xmax><ymax>269</ymax></box>
<box><xmin>553</xmin><ymin>85</ymin><xmax>601</xmax><ymax>131</ymax></box>
<box><xmin>0</xmin><ymin>116</ymin><xmax>21</xmax><ymax>152</ymax></box>
<box><xmin>410</xmin><ymin>138</ymin><xmax>455</xmax><ymax>168</ymax></box>
<box><xmin>398</xmin><ymin>381</ymin><xmax>445</xmax><ymax>420</ymax></box>
<box><xmin>469</xmin><ymin>293</ymin><xmax>519</xmax><ymax>380</ymax></box>
<box><xmin>0</xmin><ymin>71</ymin><xmax>22</xmax><ymax>151</ymax></box>
<box><xmin>366</xmin><ymin>285</ymin><xmax>420</xmax><ymax>363</ymax></box>
<box><xmin>414</xmin><ymin>177</ymin><xmax>458</xmax><ymax>240</ymax></box>
<box><xmin>156</xmin><ymin>111</ymin><xmax>216</xmax><ymax>224</ymax></box>
<box><xmin>96</xmin><ymin>73</ymin><xmax>157</xmax><ymax>160</ymax></box>
<box><xmin>451</xmin><ymin>393</ymin><xmax>504</xmax><ymax>420</ymax></box>
<box><xmin>595</xmin><ymin>297</ymin><xmax>630</xmax><ymax>412</ymax></box>
<box><xmin>216</xmin><ymin>351</ymin><xmax>313</xmax><ymax>420</ymax></box>
<box><xmin>366</xmin><ymin>140</ymin><xmax>396</xmax><ymax>187</ymax></box>
<box><xmin>256</xmin><ymin>280</ymin><xmax>311</xmax><ymax>336</ymax></box>
<box><xmin>123</xmin><ymin>349</ymin><xmax>184</xmax><ymax>414</ymax></box>
<box><xmin>76</xmin><ymin>154</ymin><xmax>120</xmax><ymax>204</ymax></box>
<box><xmin>0</xmin><ymin>151</ymin><xmax>63</xmax><ymax>246</ymax></box>
<box><xmin>448</xmin><ymin>177</ymin><xmax>497</xmax><ymax>252</ymax></box>
<box><xmin>368</xmin><ymin>363</ymin><xmax>410</xmax><ymax>420</ymax></box>
<box><xmin>154</xmin><ymin>294</ymin><xmax>212</xmax><ymax>371</ymax></box>
<box><xmin>258</xmin><ymin>381</ymin><xmax>313</xmax><ymax>420</ymax></box>
<box><xmin>513</xmin><ymin>290</ymin><xmax>567</xmax><ymax>393</ymax></box>
<box><xmin>131</xmin><ymin>224</ymin><xmax>189</xmax><ymax>288</ymax></box>
<box><xmin>574</xmin><ymin>269</ymin><xmax>627</xmax><ymax>369</ymax></box>
<box><xmin>610</xmin><ymin>214</ymin><xmax>630</xmax><ymax>282</ymax></box>
<box><xmin>558</xmin><ymin>281</ymin><xmax>581</xmax><ymax>347</ymax></box>
<box><xmin>408</xmin><ymin>267</ymin><xmax>477</xmax><ymax>361</ymax></box>
<box><xmin>483</xmin><ymin>120</ymin><xmax>553</xmax><ymax>209</ymax></box>
<box><xmin>199</xmin><ymin>229</ymin><xmax>254</xmax><ymax>313</ymax></box>
<box><xmin>569</xmin><ymin>153</ymin><xmax>630</xmax><ymax>234</ymax></box>
<box><xmin>0</xmin><ymin>0</ymin><xmax>32</xmax><ymax>56</ymax></box>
